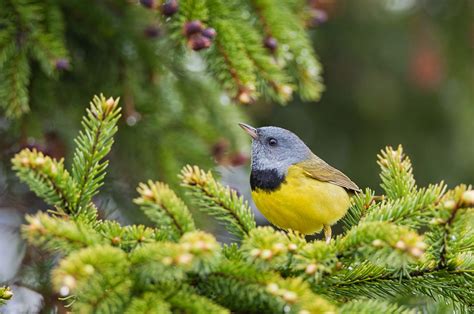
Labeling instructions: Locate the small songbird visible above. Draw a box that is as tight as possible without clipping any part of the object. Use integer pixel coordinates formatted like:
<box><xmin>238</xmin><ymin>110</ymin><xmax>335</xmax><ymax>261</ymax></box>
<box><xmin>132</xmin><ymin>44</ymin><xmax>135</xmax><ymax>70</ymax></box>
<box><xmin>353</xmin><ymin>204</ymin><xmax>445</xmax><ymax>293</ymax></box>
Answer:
<box><xmin>239</xmin><ymin>123</ymin><xmax>360</xmax><ymax>243</ymax></box>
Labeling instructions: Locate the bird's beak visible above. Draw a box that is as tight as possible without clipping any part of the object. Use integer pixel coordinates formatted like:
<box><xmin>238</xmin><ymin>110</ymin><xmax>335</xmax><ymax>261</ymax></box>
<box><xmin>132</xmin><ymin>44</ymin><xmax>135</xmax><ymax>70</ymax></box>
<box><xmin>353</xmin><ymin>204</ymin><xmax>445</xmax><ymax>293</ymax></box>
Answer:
<box><xmin>238</xmin><ymin>123</ymin><xmax>258</xmax><ymax>139</ymax></box>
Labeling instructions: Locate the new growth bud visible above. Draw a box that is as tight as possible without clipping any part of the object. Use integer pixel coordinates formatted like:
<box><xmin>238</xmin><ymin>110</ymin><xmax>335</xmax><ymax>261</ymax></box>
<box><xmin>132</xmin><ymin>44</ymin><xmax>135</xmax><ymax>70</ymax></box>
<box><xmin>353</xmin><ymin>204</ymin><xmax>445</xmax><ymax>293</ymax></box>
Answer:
<box><xmin>1</xmin><ymin>288</ymin><xmax>12</xmax><ymax>300</ymax></box>
<box><xmin>264</xmin><ymin>36</ymin><xmax>278</xmax><ymax>53</ymax></box>
<box><xmin>63</xmin><ymin>275</ymin><xmax>76</xmax><ymax>290</ymax></box>
<box><xmin>162</xmin><ymin>0</ymin><xmax>178</xmax><ymax>16</ymax></box>
<box><xmin>103</xmin><ymin>97</ymin><xmax>116</xmax><ymax>115</ymax></box>
<box><xmin>395</xmin><ymin>240</ymin><xmax>406</xmax><ymax>250</ymax></box>
<box><xmin>409</xmin><ymin>247</ymin><xmax>424</xmax><ymax>258</ymax></box>
<box><xmin>112</xmin><ymin>236</ymin><xmax>121</xmax><ymax>245</ymax></box>
<box><xmin>288</xmin><ymin>243</ymin><xmax>298</xmax><ymax>252</ymax></box>
<box><xmin>238</xmin><ymin>91</ymin><xmax>253</xmax><ymax>104</ymax></box>
<box><xmin>272</xmin><ymin>242</ymin><xmax>285</xmax><ymax>253</ymax></box>
<box><xmin>83</xmin><ymin>264</ymin><xmax>95</xmax><ymax>275</ymax></box>
<box><xmin>279</xmin><ymin>85</ymin><xmax>293</xmax><ymax>99</ymax></box>
<box><xmin>372</xmin><ymin>239</ymin><xmax>384</xmax><ymax>247</ymax></box>
<box><xmin>443</xmin><ymin>199</ymin><xmax>457</xmax><ymax>210</ymax></box>
<box><xmin>462</xmin><ymin>190</ymin><xmax>474</xmax><ymax>206</ymax></box>
<box><xmin>260</xmin><ymin>249</ymin><xmax>273</xmax><ymax>260</ymax></box>
<box><xmin>188</xmin><ymin>35</ymin><xmax>211</xmax><ymax>51</ymax></box>
<box><xmin>29</xmin><ymin>217</ymin><xmax>44</xmax><ymax>232</ymax></box>
<box><xmin>141</xmin><ymin>187</ymin><xmax>155</xmax><ymax>201</ymax></box>
<box><xmin>162</xmin><ymin>256</ymin><xmax>173</xmax><ymax>265</ymax></box>
<box><xmin>282</xmin><ymin>291</ymin><xmax>297</xmax><ymax>303</ymax></box>
<box><xmin>55</xmin><ymin>58</ymin><xmax>70</xmax><ymax>70</ymax></box>
<box><xmin>305</xmin><ymin>263</ymin><xmax>317</xmax><ymax>275</ymax></box>
<box><xmin>177</xmin><ymin>253</ymin><xmax>193</xmax><ymax>265</ymax></box>
<box><xmin>34</xmin><ymin>156</ymin><xmax>45</xmax><ymax>167</ymax></box>
<box><xmin>250</xmin><ymin>248</ymin><xmax>261</xmax><ymax>257</ymax></box>
<box><xmin>183</xmin><ymin>21</ymin><xmax>203</xmax><ymax>37</ymax></box>
<box><xmin>202</xmin><ymin>28</ymin><xmax>217</xmax><ymax>39</ymax></box>
<box><xmin>193</xmin><ymin>240</ymin><xmax>207</xmax><ymax>251</ymax></box>
<box><xmin>20</xmin><ymin>156</ymin><xmax>30</xmax><ymax>166</ymax></box>
<box><xmin>266</xmin><ymin>283</ymin><xmax>279</xmax><ymax>294</ymax></box>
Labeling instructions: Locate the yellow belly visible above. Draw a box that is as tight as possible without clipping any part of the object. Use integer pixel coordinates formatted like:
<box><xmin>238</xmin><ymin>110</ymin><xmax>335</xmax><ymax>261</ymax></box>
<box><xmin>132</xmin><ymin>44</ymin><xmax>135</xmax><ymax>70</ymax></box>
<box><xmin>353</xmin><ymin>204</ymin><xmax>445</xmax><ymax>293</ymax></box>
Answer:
<box><xmin>251</xmin><ymin>165</ymin><xmax>351</xmax><ymax>235</ymax></box>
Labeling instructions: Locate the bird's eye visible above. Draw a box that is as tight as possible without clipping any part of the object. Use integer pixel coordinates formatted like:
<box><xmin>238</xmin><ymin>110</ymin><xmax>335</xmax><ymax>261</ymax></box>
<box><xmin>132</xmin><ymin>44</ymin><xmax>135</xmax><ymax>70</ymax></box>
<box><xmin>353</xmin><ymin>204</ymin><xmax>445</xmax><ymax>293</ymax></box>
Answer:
<box><xmin>268</xmin><ymin>138</ymin><xmax>278</xmax><ymax>146</ymax></box>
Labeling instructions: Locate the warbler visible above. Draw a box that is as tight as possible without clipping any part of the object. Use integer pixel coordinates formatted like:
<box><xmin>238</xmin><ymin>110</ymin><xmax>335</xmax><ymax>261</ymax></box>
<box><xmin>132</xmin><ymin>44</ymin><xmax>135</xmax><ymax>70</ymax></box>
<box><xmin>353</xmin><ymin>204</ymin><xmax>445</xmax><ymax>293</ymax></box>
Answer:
<box><xmin>239</xmin><ymin>123</ymin><xmax>360</xmax><ymax>243</ymax></box>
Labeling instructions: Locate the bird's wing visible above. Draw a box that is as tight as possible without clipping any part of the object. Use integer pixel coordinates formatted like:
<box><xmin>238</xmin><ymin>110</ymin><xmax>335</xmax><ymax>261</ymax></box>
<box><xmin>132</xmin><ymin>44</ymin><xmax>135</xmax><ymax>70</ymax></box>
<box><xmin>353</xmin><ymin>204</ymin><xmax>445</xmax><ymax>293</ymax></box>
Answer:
<box><xmin>296</xmin><ymin>154</ymin><xmax>361</xmax><ymax>192</ymax></box>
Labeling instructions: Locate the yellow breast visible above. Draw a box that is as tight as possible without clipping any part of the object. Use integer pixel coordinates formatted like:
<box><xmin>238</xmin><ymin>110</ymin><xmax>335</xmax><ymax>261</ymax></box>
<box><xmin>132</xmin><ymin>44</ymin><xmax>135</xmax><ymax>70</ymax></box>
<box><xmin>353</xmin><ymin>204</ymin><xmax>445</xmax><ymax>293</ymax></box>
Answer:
<box><xmin>251</xmin><ymin>165</ymin><xmax>351</xmax><ymax>235</ymax></box>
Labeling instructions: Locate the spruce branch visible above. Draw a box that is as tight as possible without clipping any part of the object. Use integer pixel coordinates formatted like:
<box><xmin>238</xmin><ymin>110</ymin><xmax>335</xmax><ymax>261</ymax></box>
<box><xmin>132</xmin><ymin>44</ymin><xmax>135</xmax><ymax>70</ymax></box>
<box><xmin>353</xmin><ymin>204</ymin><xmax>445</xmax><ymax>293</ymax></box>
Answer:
<box><xmin>22</xmin><ymin>212</ymin><xmax>104</xmax><ymax>254</ymax></box>
<box><xmin>321</xmin><ymin>267</ymin><xmax>474</xmax><ymax>307</ymax></box>
<box><xmin>339</xmin><ymin>299</ymin><xmax>415</xmax><ymax>314</ymax></box>
<box><xmin>173</xmin><ymin>0</ymin><xmax>209</xmax><ymax>28</ymax></box>
<box><xmin>198</xmin><ymin>260</ymin><xmax>336</xmax><ymax>314</ymax></box>
<box><xmin>74</xmin><ymin>203</ymin><xmax>100</xmax><ymax>226</ymax></box>
<box><xmin>292</xmin><ymin>241</ymin><xmax>338</xmax><ymax>284</ymax></box>
<box><xmin>341</xmin><ymin>188</ymin><xmax>376</xmax><ymax>231</ymax></box>
<box><xmin>130</xmin><ymin>231</ymin><xmax>220</xmax><ymax>286</ymax></box>
<box><xmin>315</xmin><ymin>260</ymin><xmax>419</xmax><ymax>301</ymax></box>
<box><xmin>12</xmin><ymin>148</ymin><xmax>77</xmax><ymax>212</ymax></box>
<box><xmin>204</xmin><ymin>0</ymin><xmax>293</xmax><ymax>104</ymax></box>
<box><xmin>338</xmin><ymin>221</ymin><xmax>426</xmax><ymax>270</ymax></box>
<box><xmin>377</xmin><ymin>145</ymin><xmax>416</xmax><ymax>199</ymax></box>
<box><xmin>124</xmin><ymin>292</ymin><xmax>171</xmax><ymax>314</ymax></box>
<box><xmin>30</xmin><ymin>29</ymin><xmax>68</xmax><ymax>76</ymax></box>
<box><xmin>121</xmin><ymin>224</ymin><xmax>157</xmax><ymax>251</ymax></box>
<box><xmin>97</xmin><ymin>220</ymin><xmax>159</xmax><ymax>252</ymax></box>
<box><xmin>232</xmin><ymin>17</ymin><xmax>294</xmax><ymax>103</ymax></box>
<box><xmin>28</xmin><ymin>1</ymin><xmax>68</xmax><ymax>77</ymax></box>
<box><xmin>0</xmin><ymin>0</ymin><xmax>68</xmax><ymax>117</ymax></box>
<box><xmin>405</xmin><ymin>270</ymin><xmax>474</xmax><ymax>308</ymax></box>
<box><xmin>202</xmin><ymin>0</ymin><xmax>258</xmax><ymax>102</ymax></box>
<box><xmin>206</xmin><ymin>18</ymin><xmax>258</xmax><ymax>102</ymax></box>
<box><xmin>449</xmin><ymin>206</ymin><xmax>474</xmax><ymax>254</ymax></box>
<box><xmin>130</xmin><ymin>242</ymin><xmax>190</xmax><ymax>285</ymax></box>
<box><xmin>180</xmin><ymin>165</ymin><xmax>256</xmax><ymax>239</ymax></box>
<box><xmin>97</xmin><ymin>220</ymin><xmax>128</xmax><ymax>249</ymax></box>
<box><xmin>9</xmin><ymin>98</ymin><xmax>474</xmax><ymax>314</ymax></box>
<box><xmin>222</xmin><ymin>243</ymin><xmax>244</xmax><ymax>261</ymax></box>
<box><xmin>241</xmin><ymin>226</ymin><xmax>294</xmax><ymax>271</ymax></box>
<box><xmin>316</xmin><ymin>261</ymin><xmax>389</xmax><ymax>298</ymax></box>
<box><xmin>317</xmin><ymin>228</ymin><xmax>473</xmax><ymax>306</ymax></box>
<box><xmin>0</xmin><ymin>48</ymin><xmax>31</xmax><ymax>118</ymax></box>
<box><xmin>179</xmin><ymin>231</ymin><xmax>222</xmax><ymax>273</ymax></box>
<box><xmin>250</xmin><ymin>0</ymin><xmax>324</xmax><ymax>101</ymax></box>
<box><xmin>52</xmin><ymin>245</ymin><xmax>132</xmax><ymax>313</ymax></box>
<box><xmin>425</xmin><ymin>185</ymin><xmax>474</xmax><ymax>268</ymax></box>
<box><xmin>0</xmin><ymin>23</ymin><xmax>16</xmax><ymax>69</ymax></box>
<box><xmin>363</xmin><ymin>183</ymin><xmax>446</xmax><ymax>229</ymax></box>
<box><xmin>442</xmin><ymin>187</ymin><xmax>474</xmax><ymax>260</ymax></box>
<box><xmin>164</xmin><ymin>284</ymin><xmax>229</xmax><ymax>314</ymax></box>
<box><xmin>71</xmin><ymin>95</ymin><xmax>121</xmax><ymax>211</ymax></box>
<box><xmin>134</xmin><ymin>180</ymin><xmax>196</xmax><ymax>241</ymax></box>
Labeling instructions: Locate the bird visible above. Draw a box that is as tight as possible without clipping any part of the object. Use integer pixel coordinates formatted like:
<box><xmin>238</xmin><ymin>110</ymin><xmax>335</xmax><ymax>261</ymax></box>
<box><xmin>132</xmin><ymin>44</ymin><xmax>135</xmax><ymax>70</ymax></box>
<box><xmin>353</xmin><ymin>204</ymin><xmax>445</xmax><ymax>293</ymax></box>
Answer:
<box><xmin>239</xmin><ymin>123</ymin><xmax>360</xmax><ymax>243</ymax></box>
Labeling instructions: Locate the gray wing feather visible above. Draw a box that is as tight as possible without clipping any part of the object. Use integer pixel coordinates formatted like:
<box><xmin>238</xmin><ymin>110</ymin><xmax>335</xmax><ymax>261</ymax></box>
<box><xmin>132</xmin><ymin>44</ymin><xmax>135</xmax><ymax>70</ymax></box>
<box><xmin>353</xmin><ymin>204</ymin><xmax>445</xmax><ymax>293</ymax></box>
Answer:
<box><xmin>297</xmin><ymin>154</ymin><xmax>361</xmax><ymax>192</ymax></box>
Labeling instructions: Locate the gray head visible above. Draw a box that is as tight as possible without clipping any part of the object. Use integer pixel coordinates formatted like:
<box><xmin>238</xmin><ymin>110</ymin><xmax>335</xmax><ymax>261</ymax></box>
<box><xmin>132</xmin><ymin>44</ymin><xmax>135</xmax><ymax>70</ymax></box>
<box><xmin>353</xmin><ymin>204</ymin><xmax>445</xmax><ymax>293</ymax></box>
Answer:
<box><xmin>239</xmin><ymin>123</ymin><xmax>312</xmax><ymax>175</ymax></box>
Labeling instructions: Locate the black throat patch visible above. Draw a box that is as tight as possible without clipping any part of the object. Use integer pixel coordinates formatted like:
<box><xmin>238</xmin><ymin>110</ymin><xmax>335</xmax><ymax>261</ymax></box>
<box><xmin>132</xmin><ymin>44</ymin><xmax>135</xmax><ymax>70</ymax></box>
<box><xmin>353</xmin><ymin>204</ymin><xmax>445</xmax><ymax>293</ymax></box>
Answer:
<box><xmin>250</xmin><ymin>168</ymin><xmax>285</xmax><ymax>192</ymax></box>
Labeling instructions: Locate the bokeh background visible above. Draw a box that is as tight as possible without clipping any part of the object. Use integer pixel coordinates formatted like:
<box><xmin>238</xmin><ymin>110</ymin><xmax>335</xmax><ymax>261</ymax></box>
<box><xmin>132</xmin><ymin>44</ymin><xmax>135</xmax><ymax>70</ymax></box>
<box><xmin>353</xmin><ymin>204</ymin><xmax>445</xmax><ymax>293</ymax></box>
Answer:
<box><xmin>0</xmin><ymin>0</ymin><xmax>473</xmax><ymax>312</ymax></box>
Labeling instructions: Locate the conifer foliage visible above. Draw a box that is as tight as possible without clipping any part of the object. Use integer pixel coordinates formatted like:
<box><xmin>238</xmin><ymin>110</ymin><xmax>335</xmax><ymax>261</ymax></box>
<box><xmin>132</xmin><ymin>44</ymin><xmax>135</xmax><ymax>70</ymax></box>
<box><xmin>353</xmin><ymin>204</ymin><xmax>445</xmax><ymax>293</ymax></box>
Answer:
<box><xmin>10</xmin><ymin>96</ymin><xmax>474</xmax><ymax>312</ymax></box>
<box><xmin>0</xmin><ymin>0</ymin><xmax>322</xmax><ymax>119</ymax></box>
<box><xmin>0</xmin><ymin>287</ymin><xmax>13</xmax><ymax>305</ymax></box>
